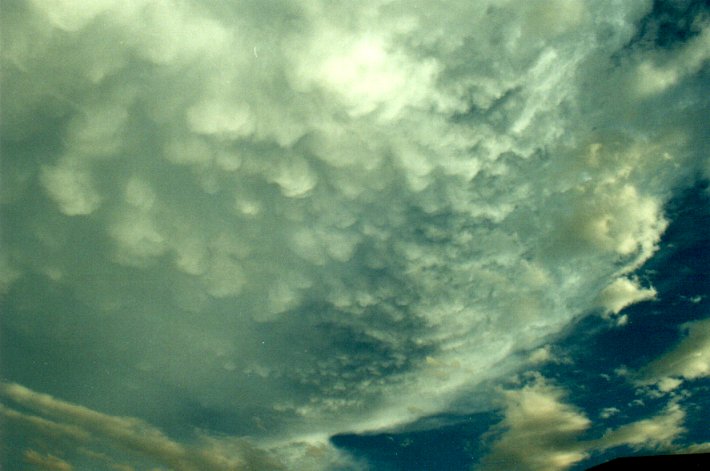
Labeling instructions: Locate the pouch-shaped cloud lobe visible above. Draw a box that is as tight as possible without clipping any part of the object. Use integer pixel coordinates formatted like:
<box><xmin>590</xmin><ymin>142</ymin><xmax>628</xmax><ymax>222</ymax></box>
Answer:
<box><xmin>1</xmin><ymin>0</ymin><xmax>708</xmax><ymax>468</ymax></box>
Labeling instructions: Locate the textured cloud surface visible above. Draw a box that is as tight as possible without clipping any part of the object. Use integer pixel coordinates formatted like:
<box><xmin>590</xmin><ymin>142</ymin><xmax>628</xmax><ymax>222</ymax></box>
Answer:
<box><xmin>1</xmin><ymin>0</ymin><xmax>708</xmax><ymax>469</ymax></box>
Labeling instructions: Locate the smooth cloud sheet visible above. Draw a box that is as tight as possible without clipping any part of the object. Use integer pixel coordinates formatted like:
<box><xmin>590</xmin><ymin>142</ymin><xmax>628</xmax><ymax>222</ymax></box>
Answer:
<box><xmin>1</xmin><ymin>0</ymin><xmax>708</xmax><ymax>469</ymax></box>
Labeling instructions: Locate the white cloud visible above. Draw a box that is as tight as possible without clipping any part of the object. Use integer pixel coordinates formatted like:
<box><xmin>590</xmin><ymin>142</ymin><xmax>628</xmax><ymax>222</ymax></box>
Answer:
<box><xmin>639</xmin><ymin>318</ymin><xmax>710</xmax><ymax>388</ymax></box>
<box><xmin>683</xmin><ymin>442</ymin><xmax>710</xmax><ymax>453</ymax></box>
<box><xmin>40</xmin><ymin>160</ymin><xmax>102</xmax><ymax>216</ymax></box>
<box><xmin>634</xmin><ymin>23</ymin><xmax>710</xmax><ymax>97</ymax></box>
<box><xmin>478</xmin><ymin>377</ymin><xmax>591</xmax><ymax>471</ymax></box>
<box><xmin>29</xmin><ymin>0</ymin><xmax>117</xmax><ymax>32</ymax></box>
<box><xmin>595</xmin><ymin>401</ymin><xmax>685</xmax><ymax>452</ymax></box>
<box><xmin>597</xmin><ymin>277</ymin><xmax>657</xmax><ymax>316</ymax></box>
<box><xmin>528</xmin><ymin>345</ymin><xmax>554</xmax><ymax>365</ymax></box>
<box><xmin>478</xmin><ymin>377</ymin><xmax>687</xmax><ymax>471</ymax></box>
<box><xmin>186</xmin><ymin>99</ymin><xmax>255</xmax><ymax>139</ymax></box>
<box><xmin>599</xmin><ymin>407</ymin><xmax>620</xmax><ymax>419</ymax></box>
<box><xmin>307</xmin><ymin>34</ymin><xmax>440</xmax><ymax>119</ymax></box>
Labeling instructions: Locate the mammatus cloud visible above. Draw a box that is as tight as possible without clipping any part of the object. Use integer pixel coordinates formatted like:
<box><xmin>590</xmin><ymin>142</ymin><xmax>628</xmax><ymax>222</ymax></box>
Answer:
<box><xmin>477</xmin><ymin>375</ymin><xmax>687</xmax><ymax>471</ymax></box>
<box><xmin>1</xmin><ymin>0</ymin><xmax>709</xmax><ymax>468</ymax></box>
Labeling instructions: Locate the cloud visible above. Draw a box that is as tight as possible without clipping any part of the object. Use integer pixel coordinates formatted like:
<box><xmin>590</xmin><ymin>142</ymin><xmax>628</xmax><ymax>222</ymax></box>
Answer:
<box><xmin>1</xmin><ymin>0</ymin><xmax>708</xmax><ymax>467</ymax></box>
<box><xmin>638</xmin><ymin>318</ymin><xmax>710</xmax><ymax>389</ymax></box>
<box><xmin>633</xmin><ymin>21</ymin><xmax>710</xmax><ymax>97</ymax></box>
<box><xmin>477</xmin><ymin>376</ymin><xmax>687</xmax><ymax>471</ymax></box>
<box><xmin>599</xmin><ymin>407</ymin><xmax>620</xmax><ymax>419</ymax></box>
<box><xmin>22</xmin><ymin>450</ymin><xmax>73</xmax><ymax>471</ymax></box>
<box><xmin>478</xmin><ymin>376</ymin><xmax>591</xmax><ymax>471</ymax></box>
<box><xmin>595</xmin><ymin>402</ymin><xmax>685</xmax><ymax>452</ymax></box>
<box><xmin>597</xmin><ymin>277</ymin><xmax>657</xmax><ymax>317</ymax></box>
<box><xmin>0</xmin><ymin>382</ymin><xmax>359</xmax><ymax>471</ymax></box>
<box><xmin>683</xmin><ymin>442</ymin><xmax>710</xmax><ymax>454</ymax></box>
<box><xmin>528</xmin><ymin>345</ymin><xmax>554</xmax><ymax>365</ymax></box>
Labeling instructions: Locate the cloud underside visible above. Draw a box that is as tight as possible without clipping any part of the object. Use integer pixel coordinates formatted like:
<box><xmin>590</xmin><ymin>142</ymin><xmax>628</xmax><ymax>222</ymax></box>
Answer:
<box><xmin>0</xmin><ymin>382</ymin><xmax>355</xmax><ymax>471</ymax></box>
<box><xmin>1</xmin><ymin>0</ymin><xmax>708</xmax><ymax>468</ymax></box>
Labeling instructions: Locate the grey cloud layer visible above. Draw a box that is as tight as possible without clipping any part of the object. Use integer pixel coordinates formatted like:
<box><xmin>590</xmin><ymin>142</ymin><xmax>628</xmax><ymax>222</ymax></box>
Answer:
<box><xmin>0</xmin><ymin>381</ymin><xmax>357</xmax><ymax>470</ymax></box>
<box><xmin>2</xmin><ymin>0</ymin><xmax>708</xmax><ymax>466</ymax></box>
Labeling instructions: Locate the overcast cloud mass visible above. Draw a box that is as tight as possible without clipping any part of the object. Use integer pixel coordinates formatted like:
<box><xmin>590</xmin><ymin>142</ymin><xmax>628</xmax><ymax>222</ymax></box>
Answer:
<box><xmin>1</xmin><ymin>0</ymin><xmax>709</xmax><ymax>469</ymax></box>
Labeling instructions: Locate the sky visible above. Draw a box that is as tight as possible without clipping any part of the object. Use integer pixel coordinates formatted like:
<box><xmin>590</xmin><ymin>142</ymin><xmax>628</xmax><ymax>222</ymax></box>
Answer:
<box><xmin>0</xmin><ymin>0</ymin><xmax>708</xmax><ymax>470</ymax></box>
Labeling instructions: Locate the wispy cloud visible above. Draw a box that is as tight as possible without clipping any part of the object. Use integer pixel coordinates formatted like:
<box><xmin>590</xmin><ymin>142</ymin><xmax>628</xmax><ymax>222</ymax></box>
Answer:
<box><xmin>478</xmin><ymin>376</ymin><xmax>591</xmax><ymax>471</ymax></box>
<box><xmin>478</xmin><ymin>376</ymin><xmax>687</xmax><ymax>471</ymax></box>
<box><xmin>638</xmin><ymin>318</ymin><xmax>710</xmax><ymax>391</ymax></box>
<box><xmin>0</xmin><ymin>382</ymin><xmax>358</xmax><ymax>470</ymax></box>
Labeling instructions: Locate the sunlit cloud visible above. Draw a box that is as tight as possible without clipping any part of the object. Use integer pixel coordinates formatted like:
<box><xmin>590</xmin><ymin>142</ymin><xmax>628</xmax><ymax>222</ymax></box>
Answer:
<box><xmin>638</xmin><ymin>318</ymin><xmax>710</xmax><ymax>390</ymax></box>
<box><xmin>478</xmin><ymin>376</ymin><xmax>687</xmax><ymax>471</ymax></box>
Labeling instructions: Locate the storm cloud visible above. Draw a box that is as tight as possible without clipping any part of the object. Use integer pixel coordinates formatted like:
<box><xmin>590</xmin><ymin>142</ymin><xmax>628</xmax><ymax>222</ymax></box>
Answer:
<box><xmin>1</xmin><ymin>0</ymin><xmax>708</xmax><ymax>469</ymax></box>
